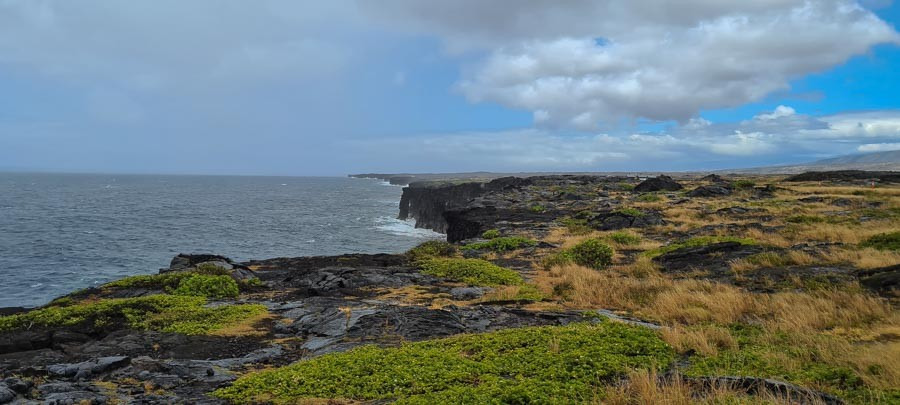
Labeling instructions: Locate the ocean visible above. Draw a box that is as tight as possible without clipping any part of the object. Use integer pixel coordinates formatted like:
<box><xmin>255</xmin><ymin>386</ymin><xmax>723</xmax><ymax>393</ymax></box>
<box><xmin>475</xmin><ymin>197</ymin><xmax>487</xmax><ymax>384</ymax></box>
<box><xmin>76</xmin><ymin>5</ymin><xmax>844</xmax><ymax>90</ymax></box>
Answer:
<box><xmin>0</xmin><ymin>173</ymin><xmax>441</xmax><ymax>308</ymax></box>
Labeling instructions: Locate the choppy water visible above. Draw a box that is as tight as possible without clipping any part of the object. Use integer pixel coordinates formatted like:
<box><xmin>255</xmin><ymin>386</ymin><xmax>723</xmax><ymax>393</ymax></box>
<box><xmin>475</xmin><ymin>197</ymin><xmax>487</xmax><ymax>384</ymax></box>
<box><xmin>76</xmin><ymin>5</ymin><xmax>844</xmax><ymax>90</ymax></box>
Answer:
<box><xmin>0</xmin><ymin>173</ymin><xmax>440</xmax><ymax>307</ymax></box>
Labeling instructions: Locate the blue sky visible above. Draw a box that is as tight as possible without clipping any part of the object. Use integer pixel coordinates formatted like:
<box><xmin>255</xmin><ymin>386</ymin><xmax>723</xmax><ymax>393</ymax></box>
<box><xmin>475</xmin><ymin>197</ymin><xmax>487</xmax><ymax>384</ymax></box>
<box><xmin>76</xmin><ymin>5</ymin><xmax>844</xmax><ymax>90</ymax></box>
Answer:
<box><xmin>1</xmin><ymin>1</ymin><xmax>899</xmax><ymax>175</ymax></box>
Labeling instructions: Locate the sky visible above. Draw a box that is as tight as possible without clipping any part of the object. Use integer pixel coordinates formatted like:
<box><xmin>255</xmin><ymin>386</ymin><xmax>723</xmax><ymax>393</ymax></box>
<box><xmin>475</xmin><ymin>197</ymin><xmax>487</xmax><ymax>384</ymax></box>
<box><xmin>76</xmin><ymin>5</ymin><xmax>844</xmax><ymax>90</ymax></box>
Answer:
<box><xmin>1</xmin><ymin>0</ymin><xmax>899</xmax><ymax>175</ymax></box>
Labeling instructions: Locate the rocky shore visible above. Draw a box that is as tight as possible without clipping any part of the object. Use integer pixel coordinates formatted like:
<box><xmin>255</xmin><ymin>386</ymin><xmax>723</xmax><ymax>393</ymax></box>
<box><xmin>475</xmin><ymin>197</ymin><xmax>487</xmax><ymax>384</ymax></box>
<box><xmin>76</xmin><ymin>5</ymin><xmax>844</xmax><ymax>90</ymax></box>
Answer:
<box><xmin>1</xmin><ymin>171</ymin><xmax>898</xmax><ymax>403</ymax></box>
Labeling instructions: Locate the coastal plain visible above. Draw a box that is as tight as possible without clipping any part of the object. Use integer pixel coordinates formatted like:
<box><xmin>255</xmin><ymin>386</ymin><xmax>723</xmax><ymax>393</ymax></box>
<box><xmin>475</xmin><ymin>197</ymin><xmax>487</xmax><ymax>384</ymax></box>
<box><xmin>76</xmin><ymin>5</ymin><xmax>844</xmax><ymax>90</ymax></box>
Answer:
<box><xmin>1</xmin><ymin>170</ymin><xmax>899</xmax><ymax>404</ymax></box>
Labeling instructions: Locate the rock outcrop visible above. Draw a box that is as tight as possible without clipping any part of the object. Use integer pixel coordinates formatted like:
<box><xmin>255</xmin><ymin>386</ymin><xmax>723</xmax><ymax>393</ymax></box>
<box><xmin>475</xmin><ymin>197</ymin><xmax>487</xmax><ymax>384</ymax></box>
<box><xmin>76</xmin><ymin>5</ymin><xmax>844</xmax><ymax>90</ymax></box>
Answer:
<box><xmin>784</xmin><ymin>170</ymin><xmax>900</xmax><ymax>183</ymax></box>
<box><xmin>634</xmin><ymin>175</ymin><xmax>684</xmax><ymax>192</ymax></box>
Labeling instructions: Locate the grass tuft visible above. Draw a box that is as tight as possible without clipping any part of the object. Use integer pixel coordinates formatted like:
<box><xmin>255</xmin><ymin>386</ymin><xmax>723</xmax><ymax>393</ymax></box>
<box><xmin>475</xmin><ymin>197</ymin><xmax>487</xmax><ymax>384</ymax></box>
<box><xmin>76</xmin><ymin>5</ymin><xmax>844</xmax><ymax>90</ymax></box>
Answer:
<box><xmin>462</xmin><ymin>236</ymin><xmax>537</xmax><ymax>252</ymax></box>
<box><xmin>418</xmin><ymin>258</ymin><xmax>524</xmax><ymax>287</ymax></box>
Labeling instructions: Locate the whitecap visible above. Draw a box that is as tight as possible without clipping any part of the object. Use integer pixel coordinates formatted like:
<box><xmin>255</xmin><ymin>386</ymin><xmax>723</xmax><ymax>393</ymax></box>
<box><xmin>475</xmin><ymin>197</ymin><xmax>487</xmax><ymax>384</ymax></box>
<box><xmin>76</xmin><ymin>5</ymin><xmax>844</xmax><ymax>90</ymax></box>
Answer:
<box><xmin>374</xmin><ymin>216</ymin><xmax>443</xmax><ymax>238</ymax></box>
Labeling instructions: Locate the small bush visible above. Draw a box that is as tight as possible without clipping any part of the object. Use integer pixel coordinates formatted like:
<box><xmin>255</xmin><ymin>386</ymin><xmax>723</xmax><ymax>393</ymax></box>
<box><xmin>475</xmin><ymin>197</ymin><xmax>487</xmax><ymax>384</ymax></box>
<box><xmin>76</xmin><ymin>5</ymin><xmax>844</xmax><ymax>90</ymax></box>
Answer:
<box><xmin>462</xmin><ymin>236</ymin><xmax>537</xmax><ymax>252</ymax></box>
<box><xmin>542</xmin><ymin>251</ymin><xmax>575</xmax><ymax>270</ymax></box>
<box><xmin>860</xmin><ymin>231</ymin><xmax>900</xmax><ymax>251</ymax></box>
<box><xmin>407</xmin><ymin>240</ymin><xmax>457</xmax><ymax>263</ymax></box>
<box><xmin>561</xmin><ymin>217</ymin><xmax>592</xmax><ymax>235</ymax></box>
<box><xmin>614</xmin><ymin>207</ymin><xmax>645</xmax><ymax>217</ymax></box>
<box><xmin>731</xmin><ymin>180</ymin><xmax>756</xmax><ymax>189</ymax></box>
<box><xmin>619</xmin><ymin>182</ymin><xmax>636</xmax><ymax>191</ymax></box>
<box><xmin>482</xmin><ymin>229</ymin><xmax>501</xmax><ymax>239</ymax></box>
<box><xmin>568</xmin><ymin>238</ymin><xmax>615</xmax><ymax>269</ymax></box>
<box><xmin>418</xmin><ymin>258</ymin><xmax>524</xmax><ymax>286</ymax></box>
<box><xmin>636</xmin><ymin>193</ymin><xmax>662</xmax><ymax>202</ymax></box>
<box><xmin>609</xmin><ymin>231</ymin><xmax>642</xmax><ymax>246</ymax></box>
<box><xmin>529</xmin><ymin>204</ymin><xmax>546</xmax><ymax>213</ymax></box>
<box><xmin>171</xmin><ymin>274</ymin><xmax>239</xmax><ymax>299</ymax></box>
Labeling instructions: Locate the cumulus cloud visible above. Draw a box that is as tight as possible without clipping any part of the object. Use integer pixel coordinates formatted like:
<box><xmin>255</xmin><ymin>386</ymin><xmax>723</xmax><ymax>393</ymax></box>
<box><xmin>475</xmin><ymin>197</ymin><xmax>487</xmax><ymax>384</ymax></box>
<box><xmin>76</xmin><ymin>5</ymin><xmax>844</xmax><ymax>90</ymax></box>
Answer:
<box><xmin>347</xmin><ymin>107</ymin><xmax>900</xmax><ymax>171</ymax></box>
<box><xmin>364</xmin><ymin>1</ymin><xmax>900</xmax><ymax>129</ymax></box>
<box><xmin>858</xmin><ymin>143</ymin><xmax>900</xmax><ymax>152</ymax></box>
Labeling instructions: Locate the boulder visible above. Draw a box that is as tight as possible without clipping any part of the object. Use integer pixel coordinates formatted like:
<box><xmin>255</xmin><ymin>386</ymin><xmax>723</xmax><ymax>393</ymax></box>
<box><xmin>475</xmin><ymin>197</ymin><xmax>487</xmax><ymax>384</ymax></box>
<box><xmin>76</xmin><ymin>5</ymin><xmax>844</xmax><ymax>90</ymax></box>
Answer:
<box><xmin>589</xmin><ymin>210</ymin><xmax>664</xmax><ymax>230</ymax></box>
<box><xmin>700</xmin><ymin>174</ymin><xmax>727</xmax><ymax>183</ymax></box>
<box><xmin>0</xmin><ymin>384</ymin><xmax>14</xmax><ymax>404</ymax></box>
<box><xmin>47</xmin><ymin>356</ymin><xmax>131</xmax><ymax>380</ymax></box>
<box><xmin>633</xmin><ymin>175</ymin><xmax>684</xmax><ymax>192</ymax></box>
<box><xmin>688</xmin><ymin>185</ymin><xmax>732</xmax><ymax>197</ymax></box>
<box><xmin>654</xmin><ymin>242</ymin><xmax>766</xmax><ymax>275</ymax></box>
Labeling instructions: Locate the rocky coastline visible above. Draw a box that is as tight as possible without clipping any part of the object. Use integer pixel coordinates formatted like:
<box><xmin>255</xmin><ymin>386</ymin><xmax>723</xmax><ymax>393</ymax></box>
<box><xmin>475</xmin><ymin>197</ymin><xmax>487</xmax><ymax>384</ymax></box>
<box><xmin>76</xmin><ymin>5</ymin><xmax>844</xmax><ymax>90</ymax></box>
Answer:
<box><xmin>1</xmin><ymin>170</ymin><xmax>898</xmax><ymax>403</ymax></box>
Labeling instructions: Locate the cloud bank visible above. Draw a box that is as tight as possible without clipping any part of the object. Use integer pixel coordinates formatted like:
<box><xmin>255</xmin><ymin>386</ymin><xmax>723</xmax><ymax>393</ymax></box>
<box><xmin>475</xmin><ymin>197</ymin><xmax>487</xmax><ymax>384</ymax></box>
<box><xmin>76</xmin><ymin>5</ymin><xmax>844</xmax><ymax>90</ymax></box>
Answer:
<box><xmin>365</xmin><ymin>0</ymin><xmax>900</xmax><ymax>129</ymax></box>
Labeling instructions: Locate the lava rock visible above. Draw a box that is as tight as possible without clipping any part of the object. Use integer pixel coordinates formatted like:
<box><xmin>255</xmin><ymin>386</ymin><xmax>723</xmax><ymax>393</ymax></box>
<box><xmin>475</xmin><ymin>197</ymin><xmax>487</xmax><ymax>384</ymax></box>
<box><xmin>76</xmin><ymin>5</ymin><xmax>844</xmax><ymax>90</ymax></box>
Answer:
<box><xmin>654</xmin><ymin>242</ymin><xmax>766</xmax><ymax>275</ymax></box>
<box><xmin>450</xmin><ymin>287</ymin><xmax>489</xmax><ymax>300</ymax></box>
<box><xmin>688</xmin><ymin>185</ymin><xmax>732</xmax><ymax>197</ymax></box>
<box><xmin>0</xmin><ymin>384</ymin><xmax>14</xmax><ymax>404</ymax></box>
<box><xmin>47</xmin><ymin>356</ymin><xmax>130</xmax><ymax>380</ymax></box>
<box><xmin>798</xmin><ymin>196</ymin><xmax>826</xmax><ymax>203</ymax></box>
<box><xmin>633</xmin><ymin>175</ymin><xmax>684</xmax><ymax>192</ymax></box>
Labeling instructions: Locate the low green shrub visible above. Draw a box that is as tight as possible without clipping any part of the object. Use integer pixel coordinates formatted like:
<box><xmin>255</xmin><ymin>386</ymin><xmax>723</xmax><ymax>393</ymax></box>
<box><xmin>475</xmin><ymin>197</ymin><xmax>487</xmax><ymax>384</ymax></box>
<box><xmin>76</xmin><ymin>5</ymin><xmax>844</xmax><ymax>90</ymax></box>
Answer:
<box><xmin>407</xmin><ymin>240</ymin><xmax>457</xmax><ymax>263</ymax></box>
<box><xmin>481</xmin><ymin>229</ymin><xmax>501</xmax><ymax>239</ymax></box>
<box><xmin>418</xmin><ymin>258</ymin><xmax>523</xmax><ymax>286</ymax></box>
<box><xmin>171</xmin><ymin>274</ymin><xmax>239</xmax><ymax>299</ymax></box>
<box><xmin>561</xmin><ymin>217</ymin><xmax>592</xmax><ymax>235</ymax></box>
<box><xmin>731</xmin><ymin>180</ymin><xmax>756</xmax><ymax>189</ymax></box>
<box><xmin>636</xmin><ymin>193</ymin><xmax>662</xmax><ymax>202</ymax></box>
<box><xmin>529</xmin><ymin>204</ymin><xmax>547</xmax><ymax>213</ymax></box>
<box><xmin>462</xmin><ymin>236</ymin><xmax>537</xmax><ymax>252</ymax></box>
<box><xmin>644</xmin><ymin>236</ymin><xmax>757</xmax><ymax>258</ymax></box>
<box><xmin>0</xmin><ymin>295</ymin><xmax>266</xmax><ymax>335</ymax></box>
<box><xmin>213</xmin><ymin>322</ymin><xmax>674</xmax><ymax>404</ymax></box>
<box><xmin>541</xmin><ymin>251</ymin><xmax>576</xmax><ymax>270</ymax></box>
<box><xmin>608</xmin><ymin>231</ymin><xmax>642</xmax><ymax>246</ymax></box>
<box><xmin>860</xmin><ymin>231</ymin><xmax>900</xmax><ymax>251</ymax></box>
<box><xmin>568</xmin><ymin>238</ymin><xmax>615</xmax><ymax>269</ymax></box>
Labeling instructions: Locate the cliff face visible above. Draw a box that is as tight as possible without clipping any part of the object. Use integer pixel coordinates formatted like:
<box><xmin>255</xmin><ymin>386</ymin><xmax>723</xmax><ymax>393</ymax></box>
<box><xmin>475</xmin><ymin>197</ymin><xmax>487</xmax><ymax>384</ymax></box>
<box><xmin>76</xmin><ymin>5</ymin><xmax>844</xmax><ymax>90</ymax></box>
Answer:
<box><xmin>399</xmin><ymin>177</ymin><xmax>536</xmax><ymax>235</ymax></box>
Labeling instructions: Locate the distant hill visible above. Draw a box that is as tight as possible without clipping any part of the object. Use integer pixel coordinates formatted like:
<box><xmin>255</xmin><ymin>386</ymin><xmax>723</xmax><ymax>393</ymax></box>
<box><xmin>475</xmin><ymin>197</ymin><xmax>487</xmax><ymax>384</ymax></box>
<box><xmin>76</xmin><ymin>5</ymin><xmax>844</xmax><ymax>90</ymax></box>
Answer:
<box><xmin>720</xmin><ymin>150</ymin><xmax>900</xmax><ymax>174</ymax></box>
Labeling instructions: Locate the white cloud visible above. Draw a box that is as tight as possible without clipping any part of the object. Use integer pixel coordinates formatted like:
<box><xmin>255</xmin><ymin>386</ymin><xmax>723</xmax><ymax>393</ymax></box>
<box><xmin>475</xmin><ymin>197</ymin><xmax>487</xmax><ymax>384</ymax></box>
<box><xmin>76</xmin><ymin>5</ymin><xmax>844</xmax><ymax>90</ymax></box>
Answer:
<box><xmin>858</xmin><ymin>143</ymin><xmax>900</xmax><ymax>152</ymax></box>
<box><xmin>364</xmin><ymin>1</ymin><xmax>900</xmax><ymax>129</ymax></box>
<box><xmin>346</xmin><ymin>107</ymin><xmax>900</xmax><ymax>171</ymax></box>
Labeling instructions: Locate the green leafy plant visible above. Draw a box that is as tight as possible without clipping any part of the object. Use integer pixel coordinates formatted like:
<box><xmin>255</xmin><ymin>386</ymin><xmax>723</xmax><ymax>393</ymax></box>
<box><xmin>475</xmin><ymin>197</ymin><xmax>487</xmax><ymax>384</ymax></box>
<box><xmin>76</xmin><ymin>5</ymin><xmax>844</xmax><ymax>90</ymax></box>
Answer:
<box><xmin>568</xmin><ymin>238</ymin><xmax>615</xmax><ymax>269</ymax></box>
<box><xmin>407</xmin><ymin>240</ymin><xmax>458</xmax><ymax>263</ymax></box>
<box><xmin>529</xmin><ymin>204</ymin><xmax>547</xmax><ymax>213</ymax></box>
<box><xmin>462</xmin><ymin>236</ymin><xmax>537</xmax><ymax>252</ymax></box>
<box><xmin>636</xmin><ymin>193</ymin><xmax>662</xmax><ymax>202</ymax></box>
<box><xmin>0</xmin><ymin>295</ymin><xmax>266</xmax><ymax>335</ymax></box>
<box><xmin>171</xmin><ymin>274</ymin><xmax>239</xmax><ymax>299</ymax></box>
<box><xmin>213</xmin><ymin>322</ymin><xmax>674</xmax><ymax>404</ymax></box>
<box><xmin>731</xmin><ymin>180</ymin><xmax>756</xmax><ymax>189</ymax></box>
<box><xmin>481</xmin><ymin>229</ymin><xmax>501</xmax><ymax>239</ymax></box>
<box><xmin>418</xmin><ymin>258</ymin><xmax>524</xmax><ymax>286</ymax></box>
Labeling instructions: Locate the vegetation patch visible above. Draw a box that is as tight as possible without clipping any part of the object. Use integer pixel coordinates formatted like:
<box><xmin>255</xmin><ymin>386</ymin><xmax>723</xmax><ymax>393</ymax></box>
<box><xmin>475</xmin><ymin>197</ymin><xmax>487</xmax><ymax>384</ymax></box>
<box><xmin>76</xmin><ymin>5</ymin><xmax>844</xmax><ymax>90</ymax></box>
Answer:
<box><xmin>561</xmin><ymin>217</ymin><xmax>593</xmax><ymax>235</ymax></box>
<box><xmin>171</xmin><ymin>274</ymin><xmax>239</xmax><ymax>299</ymax></box>
<box><xmin>529</xmin><ymin>204</ymin><xmax>547</xmax><ymax>213</ymax></box>
<box><xmin>644</xmin><ymin>236</ymin><xmax>757</xmax><ymax>258</ymax></box>
<box><xmin>608</xmin><ymin>231</ymin><xmax>642</xmax><ymax>246</ymax></box>
<box><xmin>683</xmin><ymin>324</ymin><xmax>897</xmax><ymax>402</ymax></box>
<box><xmin>859</xmin><ymin>231</ymin><xmax>900</xmax><ymax>251</ymax></box>
<box><xmin>462</xmin><ymin>236</ymin><xmax>537</xmax><ymax>252</ymax></box>
<box><xmin>481</xmin><ymin>229</ymin><xmax>501</xmax><ymax>239</ymax></box>
<box><xmin>544</xmin><ymin>238</ymin><xmax>615</xmax><ymax>270</ymax></box>
<box><xmin>636</xmin><ymin>193</ymin><xmax>663</xmax><ymax>202</ymax></box>
<box><xmin>0</xmin><ymin>295</ymin><xmax>267</xmax><ymax>335</ymax></box>
<box><xmin>213</xmin><ymin>322</ymin><xmax>674</xmax><ymax>404</ymax></box>
<box><xmin>407</xmin><ymin>240</ymin><xmax>458</xmax><ymax>263</ymax></box>
<box><xmin>731</xmin><ymin>180</ymin><xmax>756</xmax><ymax>189</ymax></box>
<box><xmin>418</xmin><ymin>258</ymin><xmax>524</xmax><ymax>287</ymax></box>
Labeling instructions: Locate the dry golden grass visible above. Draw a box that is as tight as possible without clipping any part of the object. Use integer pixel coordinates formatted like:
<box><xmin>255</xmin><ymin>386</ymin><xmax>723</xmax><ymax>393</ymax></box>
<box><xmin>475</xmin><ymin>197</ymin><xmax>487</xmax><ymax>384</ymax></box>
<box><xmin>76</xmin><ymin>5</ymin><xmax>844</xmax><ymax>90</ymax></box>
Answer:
<box><xmin>603</xmin><ymin>369</ymin><xmax>812</xmax><ymax>405</ymax></box>
<box><xmin>785</xmin><ymin>185</ymin><xmax>900</xmax><ymax>198</ymax></box>
<box><xmin>731</xmin><ymin>246</ymin><xmax>900</xmax><ymax>272</ymax></box>
<box><xmin>536</xmin><ymin>263</ymin><xmax>894</xmax><ymax>332</ymax></box>
<box><xmin>660</xmin><ymin>325</ymin><xmax>737</xmax><ymax>356</ymax></box>
<box><xmin>210</xmin><ymin>311</ymin><xmax>275</xmax><ymax>337</ymax></box>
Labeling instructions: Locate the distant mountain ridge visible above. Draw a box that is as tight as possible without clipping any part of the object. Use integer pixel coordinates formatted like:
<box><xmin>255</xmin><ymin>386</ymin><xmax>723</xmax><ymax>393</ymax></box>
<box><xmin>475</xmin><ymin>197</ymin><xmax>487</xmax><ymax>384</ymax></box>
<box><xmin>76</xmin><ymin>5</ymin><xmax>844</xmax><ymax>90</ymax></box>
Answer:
<box><xmin>719</xmin><ymin>150</ymin><xmax>900</xmax><ymax>174</ymax></box>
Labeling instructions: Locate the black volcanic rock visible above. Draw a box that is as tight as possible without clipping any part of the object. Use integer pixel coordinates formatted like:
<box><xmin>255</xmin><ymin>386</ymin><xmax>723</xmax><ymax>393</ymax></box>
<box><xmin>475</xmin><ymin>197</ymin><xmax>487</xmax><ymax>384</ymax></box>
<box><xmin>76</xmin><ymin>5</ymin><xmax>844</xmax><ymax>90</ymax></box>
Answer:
<box><xmin>784</xmin><ymin>170</ymin><xmax>900</xmax><ymax>183</ymax></box>
<box><xmin>588</xmin><ymin>210</ymin><xmax>664</xmax><ymax>231</ymax></box>
<box><xmin>688</xmin><ymin>185</ymin><xmax>732</xmax><ymax>197</ymax></box>
<box><xmin>634</xmin><ymin>175</ymin><xmax>683</xmax><ymax>192</ymax></box>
